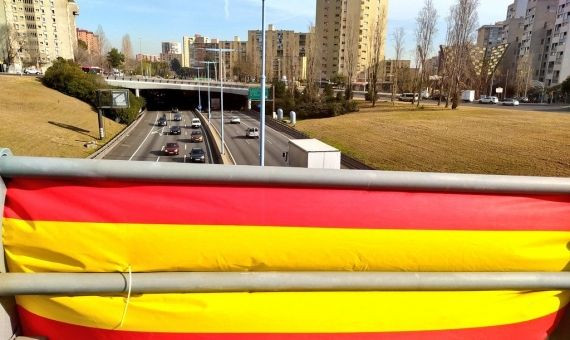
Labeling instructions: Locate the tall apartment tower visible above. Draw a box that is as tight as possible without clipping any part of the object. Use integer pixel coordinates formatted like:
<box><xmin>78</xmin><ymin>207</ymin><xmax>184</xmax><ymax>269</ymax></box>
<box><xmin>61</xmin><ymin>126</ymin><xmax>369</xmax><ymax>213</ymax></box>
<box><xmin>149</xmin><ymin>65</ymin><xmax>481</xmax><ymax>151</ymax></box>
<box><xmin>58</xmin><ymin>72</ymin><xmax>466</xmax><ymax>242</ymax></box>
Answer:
<box><xmin>0</xmin><ymin>0</ymin><xmax>79</xmax><ymax>69</ymax></box>
<box><xmin>315</xmin><ymin>0</ymin><xmax>388</xmax><ymax>82</ymax></box>
<box><xmin>544</xmin><ymin>0</ymin><xmax>570</xmax><ymax>86</ymax></box>
<box><xmin>519</xmin><ymin>0</ymin><xmax>558</xmax><ymax>83</ymax></box>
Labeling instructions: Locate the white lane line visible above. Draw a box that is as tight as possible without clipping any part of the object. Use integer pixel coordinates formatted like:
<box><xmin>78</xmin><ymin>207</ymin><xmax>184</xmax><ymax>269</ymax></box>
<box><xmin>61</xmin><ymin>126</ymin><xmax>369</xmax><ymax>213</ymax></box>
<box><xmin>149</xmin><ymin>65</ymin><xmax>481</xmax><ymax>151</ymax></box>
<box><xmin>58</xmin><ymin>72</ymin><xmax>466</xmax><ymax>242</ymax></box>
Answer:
<box><xmin>161</xmin><ymin>146</ymin><xmax>165</xmax><ymax>151</ymax></box>
<box><xmin>129</xmin><ymin>112</ymin><xmax>160</xmax><ymax>161</ymax></box>
<box><xmin>183</xmin><ymin>155</ymin><xmax>187</xmax><ymax>163</ymax></box>
<box><xmin>184</xmin><ymin>144</ymin><xmax>187</xmax><ymax>150</ymax></box>
<box><xmin>156</xmin><ymin>157</ymin><xmax>160</xmax><ymax>162</ymax></box>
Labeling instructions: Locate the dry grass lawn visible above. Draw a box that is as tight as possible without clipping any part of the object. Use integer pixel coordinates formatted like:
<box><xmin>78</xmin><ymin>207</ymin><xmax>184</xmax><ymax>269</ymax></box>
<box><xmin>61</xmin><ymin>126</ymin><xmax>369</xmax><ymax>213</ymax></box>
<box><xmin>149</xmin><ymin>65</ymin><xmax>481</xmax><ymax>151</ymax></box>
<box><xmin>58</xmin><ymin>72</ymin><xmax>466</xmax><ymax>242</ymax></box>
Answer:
<box><xmin>0</xmin><ymin>75</ymin><xmax>124</xmax><ymax>158</ymax></box>
<box><xmin>296</xmin><ymin>102</ymin><xmax>570</xmax><ymax>176</ymax></box>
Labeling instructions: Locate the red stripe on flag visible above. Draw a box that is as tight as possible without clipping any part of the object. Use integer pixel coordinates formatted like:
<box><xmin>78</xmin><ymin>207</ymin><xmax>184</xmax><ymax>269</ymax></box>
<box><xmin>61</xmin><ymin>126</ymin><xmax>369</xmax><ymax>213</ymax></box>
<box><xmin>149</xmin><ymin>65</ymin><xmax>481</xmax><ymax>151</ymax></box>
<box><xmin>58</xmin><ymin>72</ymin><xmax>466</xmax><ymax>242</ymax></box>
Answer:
<box><xmin>17</xmin><ymin>305</ymin><xmax>568</xmax><ymax>340</ymax></box>
<box><xmin>4</xmin><ymin>178</ymin><xmax>570</xmax><ymax>231</ymax></box>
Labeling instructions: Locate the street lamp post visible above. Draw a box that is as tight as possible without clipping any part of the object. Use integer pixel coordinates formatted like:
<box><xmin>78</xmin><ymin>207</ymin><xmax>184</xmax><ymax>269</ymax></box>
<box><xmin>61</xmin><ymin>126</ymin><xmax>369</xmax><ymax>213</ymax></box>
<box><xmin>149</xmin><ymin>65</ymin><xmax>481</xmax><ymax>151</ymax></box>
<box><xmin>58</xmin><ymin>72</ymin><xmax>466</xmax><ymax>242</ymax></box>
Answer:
<box><xmin>260</xmin><ymin>0</ymin><xmax>267</xmax><ymax>167</ymax></box>
<box><xmin>197</xmin><ymin>61</ymin><xmax>216</xmax><ymax>123</ymax></box>
<box><xmin>191</xmin><ymin>67</ymin><xmax>204</xmax><ymax>111</ymax></box>
<box><xmin>205</xmin><ymin>47</ymin><xmax>234</xmax><ymax>155</ymax></box>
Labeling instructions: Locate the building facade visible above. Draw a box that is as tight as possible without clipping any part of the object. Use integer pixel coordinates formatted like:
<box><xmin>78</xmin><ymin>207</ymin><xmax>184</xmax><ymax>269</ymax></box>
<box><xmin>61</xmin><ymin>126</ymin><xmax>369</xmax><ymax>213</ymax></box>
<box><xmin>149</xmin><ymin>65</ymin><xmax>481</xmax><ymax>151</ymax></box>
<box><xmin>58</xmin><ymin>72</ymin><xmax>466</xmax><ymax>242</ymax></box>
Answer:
<box><xmin>0</xmin><ymin>0</ymin><xmax>79</xmax><ymax>69</ymax></box>
<box><xmin>220</xmin><ymin>36</ymin><xmax>248</xmax><ymax>81</ymax></box>
<box><xmin>477</xmin><ymin>24</ymin><xmax>503</xmax><ymax>51</ymax></box>
<box><xmin>315</xmin><ymin>0</ymin><xmax>388</xmax><ymax>82</ymax></box>
<box><xmin>76</xmin><ymin>28</ymin><xmax>99</xmax><ymax>55</ymax></box>
<box><xmin>544</xmin><ymin>0</ymin><xmax>570</xmax><ymax>86</ymax></box>
<box><xmin>247</xmin><ymin>25</ymin><xmax>311</xmax><ymax>83</ymax></box>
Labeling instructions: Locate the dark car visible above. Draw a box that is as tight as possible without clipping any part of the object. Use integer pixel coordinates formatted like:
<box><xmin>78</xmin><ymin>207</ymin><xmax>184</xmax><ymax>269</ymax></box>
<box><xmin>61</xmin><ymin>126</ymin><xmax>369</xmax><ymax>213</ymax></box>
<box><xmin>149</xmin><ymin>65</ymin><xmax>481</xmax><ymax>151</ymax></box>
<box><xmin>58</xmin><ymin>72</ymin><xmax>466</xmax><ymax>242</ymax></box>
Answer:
<box><xmin>191</xmin><ymin>130</ymin><xmax>204</xmax><ymax>143</ymax></box>
<box><xmin>170</xmin><ymin>126</ymin><xmax>181</xmax><ymax>135</ymax></box>
<box><xmin>173</xmin><ymin>113</ymin><xmax>182</xmax><ymax>121</ymax></box>
<box><xmin>164</xmin><ymin>143</ymin><xmax>179</xmax><ymax>156</ymax></box>
<box><xmin>189</xmin><ymin>148</ymin><xmax>206</xmax><ymax>163</ymax></box>
<box><xmin>171</xmin><ymin>108</ymin><xmax>179</xmax><ymax>113</ymax></box>
<box><xmin>157</xmin><ymin>117</ymin><xmax>167</xmax><ymax>126</ymax></box>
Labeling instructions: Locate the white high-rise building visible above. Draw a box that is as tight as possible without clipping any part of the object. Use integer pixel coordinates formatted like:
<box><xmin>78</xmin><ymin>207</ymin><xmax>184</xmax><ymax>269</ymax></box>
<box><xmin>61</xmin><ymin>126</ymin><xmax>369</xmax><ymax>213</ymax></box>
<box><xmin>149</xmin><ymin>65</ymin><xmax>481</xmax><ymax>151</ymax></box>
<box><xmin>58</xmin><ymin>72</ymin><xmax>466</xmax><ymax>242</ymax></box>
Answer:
<box><xmin>544</xmin><ymin>0</ymin><xmax>570</xmax><ymax>86</ymax></box>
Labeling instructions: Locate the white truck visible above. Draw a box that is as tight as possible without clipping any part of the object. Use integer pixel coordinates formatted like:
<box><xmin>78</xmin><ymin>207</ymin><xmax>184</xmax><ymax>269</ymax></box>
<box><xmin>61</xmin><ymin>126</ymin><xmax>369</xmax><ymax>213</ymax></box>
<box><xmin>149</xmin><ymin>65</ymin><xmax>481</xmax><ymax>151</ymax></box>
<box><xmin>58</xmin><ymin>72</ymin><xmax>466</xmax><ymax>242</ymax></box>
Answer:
<box><xmin>286</xmin><ymin>139</ymin><xmax>341</xmax><ymax>169</ymax></box>
<box><xmin>461</xmin><ymin>90</ymin><xmax>475</xmax><ymax>102</ymax></box>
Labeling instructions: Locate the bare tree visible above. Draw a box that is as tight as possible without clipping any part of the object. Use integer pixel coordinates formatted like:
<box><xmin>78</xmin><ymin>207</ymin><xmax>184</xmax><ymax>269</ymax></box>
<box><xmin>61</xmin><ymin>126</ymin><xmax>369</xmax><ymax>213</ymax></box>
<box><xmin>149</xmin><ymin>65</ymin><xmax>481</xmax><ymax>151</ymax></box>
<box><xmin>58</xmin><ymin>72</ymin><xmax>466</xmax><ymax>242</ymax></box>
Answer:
<box><xmin>343</xmin><ymin>19</ymin><xmax>359</xmax><ymax>99</ymax></box>
<box><xmin>368</xmin><ymin>6</ymin><xmax>387</xmax><ymax>107</ymax></box>
<box><xmin>0</xmin><ymin>25</ymin><xmax>27</xmax><ymax>68</ymax></box>
<box><xmin>446</xmin><ymin>0</ymin><xmax>479</xmax><ymax>109</ymax></box>
<box><xmin>95</xmin><ymin>25</ymin><xmax>110</xmax><ymax>69</ymax></box>
<box><xmin>391</xmin><ymin>27</ymin><xmax>406</xmax><ymax>102</ymax></box>
<box><xmin>414</xmin><ymin>0</ymin><xmax>438</xmax><ymax>107</ymax></box>
<box><xmin>121</xmin><ymin>34</ymin><xmax>135</xmax><ymax>73</ymax></box>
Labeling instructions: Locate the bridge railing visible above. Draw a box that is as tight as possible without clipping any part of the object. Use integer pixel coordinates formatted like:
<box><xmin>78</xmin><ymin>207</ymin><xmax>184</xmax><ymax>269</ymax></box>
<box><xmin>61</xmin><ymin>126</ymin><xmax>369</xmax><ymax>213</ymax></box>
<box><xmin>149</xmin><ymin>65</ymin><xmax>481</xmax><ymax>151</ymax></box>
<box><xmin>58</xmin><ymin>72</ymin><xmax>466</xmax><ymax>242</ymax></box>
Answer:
<box><xmin>104</xmin><ymin>75</ymin><xmax>255</xmax><ymax>89</ymax></box>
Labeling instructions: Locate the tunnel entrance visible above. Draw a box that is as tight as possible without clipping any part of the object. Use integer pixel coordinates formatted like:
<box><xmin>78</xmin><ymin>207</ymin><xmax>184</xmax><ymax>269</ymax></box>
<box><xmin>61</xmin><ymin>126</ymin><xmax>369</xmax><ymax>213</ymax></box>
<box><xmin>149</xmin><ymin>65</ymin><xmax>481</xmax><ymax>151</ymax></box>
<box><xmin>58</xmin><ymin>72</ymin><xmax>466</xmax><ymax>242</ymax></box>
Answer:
<box><xmin>140</xmin><ymin>89</ymin><xmax>248</xmax><ymax>111</ymax></box>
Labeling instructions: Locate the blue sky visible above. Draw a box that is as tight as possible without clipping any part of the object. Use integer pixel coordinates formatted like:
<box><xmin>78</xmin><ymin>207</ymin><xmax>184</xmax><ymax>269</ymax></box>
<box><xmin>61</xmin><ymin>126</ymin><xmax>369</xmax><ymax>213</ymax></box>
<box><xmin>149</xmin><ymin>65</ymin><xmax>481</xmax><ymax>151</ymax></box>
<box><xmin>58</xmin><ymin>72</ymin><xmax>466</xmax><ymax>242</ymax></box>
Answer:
<box><xmin>77</xmin><ymin>0</ymin><xmax>513</xmax><ymax>59</ymax></box>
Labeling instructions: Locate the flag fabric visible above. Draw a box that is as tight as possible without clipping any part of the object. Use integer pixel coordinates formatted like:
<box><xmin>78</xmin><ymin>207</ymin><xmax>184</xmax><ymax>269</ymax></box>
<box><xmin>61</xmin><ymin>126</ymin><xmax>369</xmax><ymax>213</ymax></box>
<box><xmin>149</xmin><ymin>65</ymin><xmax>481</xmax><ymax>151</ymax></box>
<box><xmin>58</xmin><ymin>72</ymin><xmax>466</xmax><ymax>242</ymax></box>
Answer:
<box><xmin>3</xmin><ymin>177</ymin><xmax>570</xmax><ymax>339</ymax></box>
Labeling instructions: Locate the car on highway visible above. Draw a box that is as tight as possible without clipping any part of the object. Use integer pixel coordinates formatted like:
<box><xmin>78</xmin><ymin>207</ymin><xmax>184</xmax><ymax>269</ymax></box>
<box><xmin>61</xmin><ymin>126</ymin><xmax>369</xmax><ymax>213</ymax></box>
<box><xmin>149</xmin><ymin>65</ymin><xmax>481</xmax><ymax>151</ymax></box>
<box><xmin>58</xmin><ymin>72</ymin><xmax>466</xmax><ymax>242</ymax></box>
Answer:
<box><xmin>191</xmin><ymin>130</ymin><xmax>204</xmax><ymax>143</ymax></box>
<box><xmin>189</xmin><ymin>148</ymin><xmax>206</xmax><ymax>163</ymax></box>
<box><xmin>173</xmin><ymin>113</ymin><xmax>182</xmax><ymax>121</ymax></box>
<box><xmin>191</xmin><ymin>118</ymin><xmax>202</xmax><ymax>128</ymax></box>
<box><xmin>398</xmin><ymin>93</ymin><xmax>419</xmax><ymax>102</ymax></box>
<box><xmin>157</xmin><ymin>117</ymin><xmax>168</xmax><ymax>126</ymax></box>
<box><xmin>479</xmin><ymin>96</ymin><xmax>499</xmax><ymax>104</ymax></box>
<box><xmin>164</xmin><ymin>143</ymin><xmax>180</xmax><ymax>156</ymax></box>
<box><xmin>246</xmin><ymin>127</ymin><xmax>260</xmax><ymax>139</ymax></box>
<box><xmin>502</xmin><ymin>98</ymin><xmax>520</xmax><ymax>106</ymax></box>
<box><xmin>170</xmin><ymin>126</ymin><xmax>181</xmax><ymax>135</ymax></box>
<box><xmin>171</xmin><ymin>108</ymin><xmax>179</xmax><ymax>113</ymax></box>
<box><xmin>230</xmin><ymin>116</ymin><xmax>241</xmax><ymax>124</ymax></box>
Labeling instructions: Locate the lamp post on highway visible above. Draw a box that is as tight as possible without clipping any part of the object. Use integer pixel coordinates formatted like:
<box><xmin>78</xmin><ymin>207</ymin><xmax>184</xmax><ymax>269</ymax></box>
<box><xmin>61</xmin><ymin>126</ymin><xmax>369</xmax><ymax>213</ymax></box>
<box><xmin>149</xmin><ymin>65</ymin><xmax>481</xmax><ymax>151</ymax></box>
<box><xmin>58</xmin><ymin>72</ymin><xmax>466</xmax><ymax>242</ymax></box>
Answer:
<box><xmin>205</xmin><ymin>47</ymin><xmax>234</xmax><ymax>155</ymax></box>
<box><xmin>260</xmin><ymin>0</ymin><xmax>267</xmax><ymax>166</ymax></box>
<box><xmin>197</xmin><ymin>61</ymin><xmax>216</xmax><ymax>123</ymax></box>
<box><xmin>191</xmin><ymin>66</ymin><xmax>204</xmax><ymax>111</ymax></box>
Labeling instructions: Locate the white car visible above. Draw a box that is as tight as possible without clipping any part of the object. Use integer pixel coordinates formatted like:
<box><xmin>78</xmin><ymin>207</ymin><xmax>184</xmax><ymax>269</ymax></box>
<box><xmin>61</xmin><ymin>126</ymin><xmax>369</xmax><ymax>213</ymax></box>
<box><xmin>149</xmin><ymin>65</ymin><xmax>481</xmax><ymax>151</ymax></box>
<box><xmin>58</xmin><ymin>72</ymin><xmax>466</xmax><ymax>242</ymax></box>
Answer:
<box><xmin>479</xmin><ymin>96</ymin><xmax>499</xmax><ymax>104</ymax></box>
<box><xmin>502</xmin><ymin>98</ymin><xmax>520</xmax><ymax>106</ymax></box>
<box><xmin>246</xmin><ymin>127</ymin><xmax>259</xmax><ymax>139</ymax></box>
<box><xmin>191</xmin><ymin>118</ymin><xmax>201</xmax><ymax>128</ymax></box>
<box><xmin>398</xmin><ymin>93</ymin><xmax>419</xmax><ymax>102</ymax></box>
<box><xmin>230</xmin><ymin>116</ymin><xmax>241</xmax><ymax>124</ymax></box>
<box><xmin>23</xmin><ymin>67</ymin><xmax>41</xmax><ymax>75</ymax></box>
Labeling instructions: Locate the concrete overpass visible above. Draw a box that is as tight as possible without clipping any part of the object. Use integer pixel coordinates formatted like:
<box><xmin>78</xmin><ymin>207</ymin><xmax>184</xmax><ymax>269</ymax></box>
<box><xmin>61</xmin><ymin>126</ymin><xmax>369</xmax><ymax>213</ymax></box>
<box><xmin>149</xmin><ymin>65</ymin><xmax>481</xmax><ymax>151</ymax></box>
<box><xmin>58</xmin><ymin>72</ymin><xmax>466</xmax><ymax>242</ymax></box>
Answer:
<box><xmin>103</xmin><ymin>76</ymin><xmax>253</xmax><ymax>97</ymax></box>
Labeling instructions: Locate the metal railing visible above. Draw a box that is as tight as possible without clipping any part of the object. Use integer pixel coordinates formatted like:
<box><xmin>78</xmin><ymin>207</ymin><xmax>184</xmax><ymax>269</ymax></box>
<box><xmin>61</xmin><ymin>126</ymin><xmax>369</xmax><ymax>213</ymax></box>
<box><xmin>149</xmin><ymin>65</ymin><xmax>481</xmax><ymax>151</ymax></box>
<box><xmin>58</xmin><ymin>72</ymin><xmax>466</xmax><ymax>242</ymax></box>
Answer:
<box><xmin>104</xmin><ymin>76</ymin><xmax>255</xmax><ymax>89</ymax></box>
<box><xmin>0</xmin><ymin>149</ymin><xmax>570</xmax><ymax>295</ymax></box>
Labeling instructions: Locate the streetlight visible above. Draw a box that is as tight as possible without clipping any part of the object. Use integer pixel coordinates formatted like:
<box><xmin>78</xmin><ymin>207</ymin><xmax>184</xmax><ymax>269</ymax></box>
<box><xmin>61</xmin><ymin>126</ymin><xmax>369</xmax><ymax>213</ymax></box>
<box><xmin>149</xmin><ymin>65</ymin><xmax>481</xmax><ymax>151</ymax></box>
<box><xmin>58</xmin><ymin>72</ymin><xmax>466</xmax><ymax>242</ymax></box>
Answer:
<box><xmin>260</xmin><ymin>0</ymin><xmax>267</xmax><ymax>167</ymax></box>
<box><xmin>204</xmin><ymin>47</ymin><xmax>234</xmax><ymax>155</ymax></box>
<box><xmin>191</xmin><ymin>66</ymin><xmax>204</xmax><ymax>111</ymax></box>
<box><xmin>196</xmin><ymin>61</ymin><xmax>216</xmax><ymax>123</ymax></box>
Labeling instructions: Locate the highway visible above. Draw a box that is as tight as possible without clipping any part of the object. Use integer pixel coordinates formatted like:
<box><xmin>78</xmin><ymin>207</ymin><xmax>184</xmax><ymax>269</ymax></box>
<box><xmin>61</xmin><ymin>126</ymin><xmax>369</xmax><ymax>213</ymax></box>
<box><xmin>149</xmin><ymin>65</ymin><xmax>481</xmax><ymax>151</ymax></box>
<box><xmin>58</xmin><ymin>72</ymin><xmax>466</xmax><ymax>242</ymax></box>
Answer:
<box><xmin>103</xmin><ymin>110</ymin><xmax>215</xmax><ymax>164</ymax></box>
<box><xmin>210</xmin><ymin>111</ymin><xmax>289</xmax><ymax>166</ymax></box>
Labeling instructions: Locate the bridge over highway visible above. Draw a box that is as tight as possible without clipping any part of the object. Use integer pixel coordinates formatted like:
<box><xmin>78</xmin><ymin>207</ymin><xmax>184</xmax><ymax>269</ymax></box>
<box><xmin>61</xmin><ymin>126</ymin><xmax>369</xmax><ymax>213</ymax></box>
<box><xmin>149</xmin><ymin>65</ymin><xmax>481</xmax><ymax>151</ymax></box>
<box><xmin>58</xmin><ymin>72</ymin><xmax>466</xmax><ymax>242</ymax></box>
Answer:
<box><xmin>104</xmin><ymin>76</ymin><xmax>252</xmax><ymax>97</ymax></box>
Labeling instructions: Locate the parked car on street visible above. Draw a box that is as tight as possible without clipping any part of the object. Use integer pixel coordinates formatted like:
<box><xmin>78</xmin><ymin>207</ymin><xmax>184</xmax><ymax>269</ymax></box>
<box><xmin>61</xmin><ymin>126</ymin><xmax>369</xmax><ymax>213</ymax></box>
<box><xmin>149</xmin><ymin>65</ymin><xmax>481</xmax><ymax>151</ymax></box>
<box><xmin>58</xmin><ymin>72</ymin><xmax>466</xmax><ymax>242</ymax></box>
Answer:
<box><xmin>164</xmin><ymin>143</ymin><xmax>179</xmax><ymax>156</ymax></box>
<box><xmin>189</xmin><ymin>148</ymin><xmax>206</xmax><ymax>163</ymax></box>
<box><xmin>24</xmin><ymin>67</ymin><xmax>42</xmax><ymax>75</ymax></box>
<box><xmin>398</xmin><ymin>93</ymin><xmax>419</xmax><ymax>102</ymax></box>
<box><xmin>479</xmin><ymin>96</ymin><xmax>499</xmax><ymax>104</ymax></box>
<box><xmin>246</xmin><ymin>127</ymin><xmax>259</xmax><ymax>139</ymax></box>
<box><xmin>502</xmin><ymin>98</ymin><xmax>520</xmax><ymax>106</ymax></box>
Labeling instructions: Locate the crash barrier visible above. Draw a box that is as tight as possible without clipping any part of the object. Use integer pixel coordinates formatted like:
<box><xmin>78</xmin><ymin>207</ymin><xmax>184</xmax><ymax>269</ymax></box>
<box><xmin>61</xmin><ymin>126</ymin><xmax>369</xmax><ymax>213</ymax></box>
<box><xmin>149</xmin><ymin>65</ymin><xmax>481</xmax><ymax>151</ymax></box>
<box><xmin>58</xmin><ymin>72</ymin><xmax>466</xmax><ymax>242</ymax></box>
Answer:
<box><xmin>1</xmin><ymin>149</ymin><xmax>570</xmax><ymax>339</ymax></box>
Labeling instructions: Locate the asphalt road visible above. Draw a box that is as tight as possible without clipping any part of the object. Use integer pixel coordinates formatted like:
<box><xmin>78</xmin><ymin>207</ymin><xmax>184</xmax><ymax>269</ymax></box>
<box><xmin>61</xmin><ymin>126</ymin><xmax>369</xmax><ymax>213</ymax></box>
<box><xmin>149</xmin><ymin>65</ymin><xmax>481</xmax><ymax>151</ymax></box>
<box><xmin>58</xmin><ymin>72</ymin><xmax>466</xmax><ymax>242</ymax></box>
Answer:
<box><xmin>210</xmin><ymin>111</ymin><xmax>289</xmax><ymax>166</ymax></box>
<box><xmin>103</xmin><ymin>110</ymin><xmax>214</xmax><ymax>164</ymax></box>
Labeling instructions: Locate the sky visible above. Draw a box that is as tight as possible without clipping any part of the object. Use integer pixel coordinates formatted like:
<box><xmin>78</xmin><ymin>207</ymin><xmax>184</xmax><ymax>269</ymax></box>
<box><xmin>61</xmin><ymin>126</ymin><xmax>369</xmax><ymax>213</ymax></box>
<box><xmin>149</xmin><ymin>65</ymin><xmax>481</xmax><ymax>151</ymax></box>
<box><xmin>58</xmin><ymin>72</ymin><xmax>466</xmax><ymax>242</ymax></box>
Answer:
<box><xmin>76</xmin><ymin>0</ymin><xmax>514</xmax><ymax>59</ymax></box>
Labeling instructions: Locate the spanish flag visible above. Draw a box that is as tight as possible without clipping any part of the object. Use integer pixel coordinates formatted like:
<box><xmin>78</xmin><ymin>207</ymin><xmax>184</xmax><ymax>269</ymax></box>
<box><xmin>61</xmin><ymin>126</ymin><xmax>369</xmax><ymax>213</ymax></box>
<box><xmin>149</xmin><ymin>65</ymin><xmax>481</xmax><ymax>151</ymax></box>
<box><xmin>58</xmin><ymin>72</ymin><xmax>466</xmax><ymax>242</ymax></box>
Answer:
<box><xmin>3</xmin><ymin>177</ymin><xmax>570</xmax><ymax>339</ymax></box>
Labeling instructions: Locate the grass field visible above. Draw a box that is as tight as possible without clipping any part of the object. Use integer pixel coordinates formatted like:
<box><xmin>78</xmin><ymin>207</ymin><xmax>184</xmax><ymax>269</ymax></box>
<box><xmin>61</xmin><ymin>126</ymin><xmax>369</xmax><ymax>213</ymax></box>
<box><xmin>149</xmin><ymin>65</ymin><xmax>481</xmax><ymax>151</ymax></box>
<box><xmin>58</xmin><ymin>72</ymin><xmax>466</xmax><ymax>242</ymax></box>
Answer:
<box><xmin>0</xmin><ymin>75</ymin><xmax>124</xmax><ymax>158</ymax></box>
<box><xmin>295</xmin><ymin>102</ymin><xmax>570</xmax><ymax>177</ymax></box>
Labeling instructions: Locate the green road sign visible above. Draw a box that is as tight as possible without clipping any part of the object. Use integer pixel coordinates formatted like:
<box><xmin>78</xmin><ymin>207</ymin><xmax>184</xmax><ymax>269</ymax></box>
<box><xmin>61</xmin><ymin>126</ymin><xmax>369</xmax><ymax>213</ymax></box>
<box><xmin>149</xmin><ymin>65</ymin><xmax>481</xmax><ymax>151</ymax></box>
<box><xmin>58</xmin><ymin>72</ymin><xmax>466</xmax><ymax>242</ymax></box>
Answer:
<box><xmin>248</xmin><ymin>87</ymin><xmax>269</xmax><ymax>101</ymax></box>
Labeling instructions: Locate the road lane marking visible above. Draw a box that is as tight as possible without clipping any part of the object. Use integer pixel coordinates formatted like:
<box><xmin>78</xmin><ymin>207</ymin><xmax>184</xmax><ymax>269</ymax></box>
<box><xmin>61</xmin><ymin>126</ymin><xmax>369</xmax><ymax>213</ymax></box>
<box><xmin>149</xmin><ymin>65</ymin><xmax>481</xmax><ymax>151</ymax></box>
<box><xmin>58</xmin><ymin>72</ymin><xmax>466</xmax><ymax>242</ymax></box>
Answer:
<box><xmin>184</xmin><ymin>155</ymin><xmax>186</xmax><ymax>163</ymax></box>
<box><xmin>184</xmin><ymin>144</ymin><xmax>187</xmax><ymax>150</ymax></box>
<box><xmin>156</xmin><ymin>157</ymin><xmax>160</xmax><ymax>162</ymax></box>
<box><xmin>129</xmin><ymin>112</ymin><xmax>160</xmax><ymax>161</ymax></box>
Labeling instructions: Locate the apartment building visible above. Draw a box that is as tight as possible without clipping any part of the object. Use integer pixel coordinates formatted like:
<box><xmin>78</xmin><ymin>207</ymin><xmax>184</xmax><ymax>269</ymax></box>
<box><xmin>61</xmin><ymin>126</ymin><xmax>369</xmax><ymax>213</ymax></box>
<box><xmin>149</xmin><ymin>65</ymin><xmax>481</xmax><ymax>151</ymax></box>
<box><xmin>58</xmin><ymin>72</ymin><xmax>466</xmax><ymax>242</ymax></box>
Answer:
<box><xmin>544</xmin><ymin>0</ymin><xmax>570</xmax><ymax>86</ymax></box>
<box><xmin>0</xmin><ymin>0</ymin><xmax>79</xmax><ymax>69</ymax></box>
<box><xmin>160</xmin><ymin>41</ymin><xmax>182</xmax><ymax>65</ymax></box>
<box><xmin>247</xmin><ymin>25</ymin><xmax>311</xmax><ymax>82</ymax></box>
<box><xmin>135</xmin><ymin>53</ymin><xmax>160</xmax><ymax>63</ymax></box>
<box><xmin>220</xmin><ymin>36</ymin><xmax>247</xmax><ymax>81</ymax></box>
<box><xmin>519</xmin><ymin>0</ymin><xmax>558</xmax><ymax>83</ymax></box>
<box><xmin>477</xmin><ymin>24</ymin><xmax>504</xmax><ymax>50</ymax></box>
<box><xmin>182</xmin><ymin>36</ymin><xmax>194</xmax><ymax>67</ymax></box>
<box><xmin>76</xmin><ymin>28</ymin><xmax>99</xmax><ymax>55</ymax></box>
<box><xmin>315</xmin><ymin>0</ymin><xmax>388</xmax><ymax>82</ymax></box>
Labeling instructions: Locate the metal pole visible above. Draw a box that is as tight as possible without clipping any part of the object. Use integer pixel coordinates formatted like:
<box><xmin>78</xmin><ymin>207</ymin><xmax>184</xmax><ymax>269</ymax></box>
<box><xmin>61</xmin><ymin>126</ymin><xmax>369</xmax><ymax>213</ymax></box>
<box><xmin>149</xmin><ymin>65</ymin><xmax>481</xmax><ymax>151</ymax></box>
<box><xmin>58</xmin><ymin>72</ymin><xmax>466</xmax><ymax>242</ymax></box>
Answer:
<box><xmin>198</xmin><ymin>68</ymin><xmax>202</xmax><ymax>111</ymax></box>
<box><xmin>207</xmin><ymin>64</ymin><xmax>211</xmax><ymax>123</ymax></box>
<box><xmin>260</xmin><ymin>0</ymin><xmax>267</xmax><ymax>167</ymax></box>
<box><xmin>97</xmin><ymin>108</ymin><xmax>105</xmax><ymax>140</ymax></box>
<box><xmin>139</xmin><ymin>37</ymin><xmax>143</xmax><ymax>76</ymax></box>
<box><xmin>1</xmin><ymin>272</ymin><xmax>570</xmax><ymax>296</ymax></box>
<box><xmin>1</xmin><ymin>155</ymin><xmax>569</xmax><ymax>194</ymax></box>
<box><xmin>220</xmin><ymin>47</ymin><xmax>225</xmax><ymax>155</ymax></box>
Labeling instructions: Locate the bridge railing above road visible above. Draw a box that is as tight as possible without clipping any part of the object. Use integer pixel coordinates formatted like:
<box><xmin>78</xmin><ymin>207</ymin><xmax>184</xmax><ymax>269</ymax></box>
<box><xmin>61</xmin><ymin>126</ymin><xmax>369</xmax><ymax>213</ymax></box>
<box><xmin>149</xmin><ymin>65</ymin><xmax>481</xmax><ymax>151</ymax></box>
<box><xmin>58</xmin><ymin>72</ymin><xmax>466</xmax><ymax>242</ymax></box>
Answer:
<box><xmin>104</xmin><ymin>75</ymin><xmax>257</xmax><ymax>89</ymax></box>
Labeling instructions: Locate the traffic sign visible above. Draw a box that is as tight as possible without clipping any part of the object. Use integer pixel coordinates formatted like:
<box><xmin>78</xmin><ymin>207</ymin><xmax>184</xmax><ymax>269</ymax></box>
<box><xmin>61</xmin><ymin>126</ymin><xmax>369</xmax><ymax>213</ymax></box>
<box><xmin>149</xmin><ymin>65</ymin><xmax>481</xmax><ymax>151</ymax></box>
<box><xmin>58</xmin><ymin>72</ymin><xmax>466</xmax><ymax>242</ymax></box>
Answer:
<box><xmin>496</xmin><ymin>87</ymin><xmax>503</xmax><ymax>94</ymax></box>
<box><xmin>248</xmin><ymin>87</ymin><xmax>269</xmax><ymax>101</ymax></box>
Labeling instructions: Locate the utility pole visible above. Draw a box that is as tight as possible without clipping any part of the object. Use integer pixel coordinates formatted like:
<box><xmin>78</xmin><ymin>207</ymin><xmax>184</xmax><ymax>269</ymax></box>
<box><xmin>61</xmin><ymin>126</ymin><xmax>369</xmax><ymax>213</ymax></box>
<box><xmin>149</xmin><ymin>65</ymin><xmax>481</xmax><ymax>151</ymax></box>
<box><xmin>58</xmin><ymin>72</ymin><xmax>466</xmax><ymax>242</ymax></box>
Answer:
<box><xmin>260</xmin><ymin>0</ymin><xmax>267</xmax><ymax>167</ymax></box>
<box><xmin>139</xmin><ymin>37</ymin><xmax>143</xmax><ymax>76</ymax></box>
